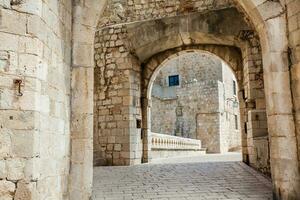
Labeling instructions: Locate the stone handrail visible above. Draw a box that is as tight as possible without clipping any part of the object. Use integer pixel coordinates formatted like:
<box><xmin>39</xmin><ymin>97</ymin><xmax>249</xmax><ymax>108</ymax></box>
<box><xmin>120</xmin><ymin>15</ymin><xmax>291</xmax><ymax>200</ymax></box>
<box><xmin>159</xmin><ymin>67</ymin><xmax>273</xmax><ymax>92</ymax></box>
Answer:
<box><xmin>151</xmin><ymin>132</ymin><xmax>202</xmax><ymax>150</ymax></box>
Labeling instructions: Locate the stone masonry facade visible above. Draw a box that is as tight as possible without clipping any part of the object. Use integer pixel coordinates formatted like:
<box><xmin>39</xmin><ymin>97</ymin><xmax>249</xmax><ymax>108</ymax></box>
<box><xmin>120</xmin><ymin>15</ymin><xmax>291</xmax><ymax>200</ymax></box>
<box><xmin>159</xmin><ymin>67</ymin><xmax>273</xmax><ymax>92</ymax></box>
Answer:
<box><xmin>0</xmin><ymin>1</ymin><xmax>72</xmax><ymax>199</ymax></box>
<box><xmin>151</xmin><ymin>52</ymin><xmax>241</xmax><ymax>153</ymax></box>
<box><xmin>93</xmin><ymin>25</ymin><xmax>143</xmax><ymax>166</ymax></box>
<box><xmin>0</xmin><ymin>0</ymin><xmax>299</xmax><ymax>200</ymax></box>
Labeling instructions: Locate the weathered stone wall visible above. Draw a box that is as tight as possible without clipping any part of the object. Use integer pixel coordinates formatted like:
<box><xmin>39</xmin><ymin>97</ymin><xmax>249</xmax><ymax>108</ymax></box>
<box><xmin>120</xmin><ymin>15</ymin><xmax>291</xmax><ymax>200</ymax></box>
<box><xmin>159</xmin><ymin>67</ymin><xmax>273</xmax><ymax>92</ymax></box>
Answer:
<box><xmin>238</xmin><ymin>33</ymin><xmax>270</xmax><ymax>175</ymax></box>
<box><xmin>220</xmin><ymin>63</ymin><xmax>241</xmax><ymax>153</ymax></box>
<box><xmin>99</xmin><ymin>0</ymin><xmax>234</xmax><ymax>27</ymax></box>
<box><xmin>197</xmin><ymin>112</ymin><xmax>221</xmax><ymax>153</ymax></box>
<box><xmin>0</xmin><ymin>1</ymin><xmax>72</xmax><ymax>199</ymax></box>
<box><xmin>150</xmin><ymin>53</ymin><xmax>241</xmax><ymax>153</ymax></box>
<box><xmin>94</xmin><ymin>25</ymin><xmax>143</xmax><ymax>166</ymax></box>
<box><xmin>152</xmin><ymin>81</ymin><xmax>220</xmax><ymax>138</ymax></box>
<box><xmin>151</xmin><ymin>53</ymin><xmax>222</xmax><ymax>139</ymax></box>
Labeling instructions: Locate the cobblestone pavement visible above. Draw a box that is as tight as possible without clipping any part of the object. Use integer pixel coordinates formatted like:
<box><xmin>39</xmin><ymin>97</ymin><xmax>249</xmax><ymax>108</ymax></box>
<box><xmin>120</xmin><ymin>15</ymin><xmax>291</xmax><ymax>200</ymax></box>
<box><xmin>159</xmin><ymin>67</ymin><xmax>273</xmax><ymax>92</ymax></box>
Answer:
<box><xmin>93</xmin><ymin>157</ymin><xmax>272</xmax><ymax>200</ymax></box>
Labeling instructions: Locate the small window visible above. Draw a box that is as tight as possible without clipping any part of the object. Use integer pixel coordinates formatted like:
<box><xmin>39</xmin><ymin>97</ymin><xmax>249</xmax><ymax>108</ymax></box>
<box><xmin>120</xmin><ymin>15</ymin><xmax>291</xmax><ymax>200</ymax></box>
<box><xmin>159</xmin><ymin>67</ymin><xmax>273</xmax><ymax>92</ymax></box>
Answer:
<box><xmin>234</xmin><ymin>115</ymin><xmax>238</xmax><ymax>130</ymax></box>
<box><xmin>168</xmin><ymin>75</ymin><xmax>179</xmax><ymax>86</ymax></box>
<box><xmin>233</xmin><ymin>80</ymin><xmax>237</xmax><ymax>95</ymax></box>
<box><xmin>136</xmin><ymin>119</ymin><xmax>142</xmax><ymax>129</ymax></box>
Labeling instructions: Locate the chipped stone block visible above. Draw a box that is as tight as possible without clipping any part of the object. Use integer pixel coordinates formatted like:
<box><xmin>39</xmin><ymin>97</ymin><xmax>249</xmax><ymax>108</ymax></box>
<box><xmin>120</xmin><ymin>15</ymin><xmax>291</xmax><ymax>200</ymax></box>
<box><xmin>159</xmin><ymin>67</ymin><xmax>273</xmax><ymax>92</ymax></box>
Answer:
<box><xmin>0</xmin><ymin>32</ymin><xmax>18</xmax><ymax>51</ymax></box>
<box><xmin>0</xmin><ymin>180</ymin><xmax>15</xmax><ymax>200</ymax></box>
<box><xmin>6</xmin><ymin>158</ymin><xmax>25</xmax><ymax>181</ymax></box>
<box><xmin>0</xmin><ymin>8</ymin><xmax>26</xmax><ymax>35</ymax></box>
<box><xmin>10</xmin><ymin>130</ymin><xmax>37</xmax><ymax>158</ymax></box>
<box><xmin>0</xmin><ymin>128</ymin><xmax>11</xmax><ymax>159</ymax></box>
<box><xmin>0</xmin><ymin>110</ymin><xmax>36</xmax><ymax>130</ymax></box>
<box><xmin>0</xmin><ymin>160</ymin><xmax>6</xmax><ymax>179</ymax></box>
<box><xmin>14</xmin><ymin>181</ymin><xmax>36</xmax><ymax>200</ymax></box>
<box><xmin>114</xmin><ymin>144</ymin><xmax>122</xmax><ymax>151</ymax></box>
<box><xmin>11</xmin><ymin>0</ymin><xmax>42</xmax><ymax>16</ymax></box>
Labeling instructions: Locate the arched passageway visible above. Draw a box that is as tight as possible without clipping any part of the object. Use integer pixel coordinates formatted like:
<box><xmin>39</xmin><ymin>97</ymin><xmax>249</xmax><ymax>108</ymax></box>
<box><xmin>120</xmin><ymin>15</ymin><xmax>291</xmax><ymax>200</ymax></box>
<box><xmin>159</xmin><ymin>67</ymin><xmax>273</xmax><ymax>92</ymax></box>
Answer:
<box><xmin>1</xmin><ymin>0</ymin><xmax>300</xmax><ymax>200</ymax></box>
<box><xmin>147</xmin><ymin>51</ymin><xmax>243</xmax><ymax>160</ymax></box>
<box><xmin>70</xmin><ymin>1</ymin><xmax>300</xmax><ymax>199</ymax></box>
<box><xmin>141</xmin><ymin>46</ymin><xmax>269</xmax><ymax>173</ymax></box>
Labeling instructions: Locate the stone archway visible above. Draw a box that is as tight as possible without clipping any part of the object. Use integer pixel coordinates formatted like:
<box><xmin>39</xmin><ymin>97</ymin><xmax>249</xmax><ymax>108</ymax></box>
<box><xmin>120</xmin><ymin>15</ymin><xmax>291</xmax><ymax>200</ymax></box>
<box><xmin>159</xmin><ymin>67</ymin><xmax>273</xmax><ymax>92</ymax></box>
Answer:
<box><xmin>141</xmin><ymin>47</ymin><xmax>245</xmax><ymax>163</ymax></box>
<box><xmin>70</xmin><ymin>1</ymin><xmax>300</xmax><ymax>199</ymax></box>
<box><xmin>93</xmin><ymin>5</ymin><xmax>258</xmax><ymax>168</ymax></box>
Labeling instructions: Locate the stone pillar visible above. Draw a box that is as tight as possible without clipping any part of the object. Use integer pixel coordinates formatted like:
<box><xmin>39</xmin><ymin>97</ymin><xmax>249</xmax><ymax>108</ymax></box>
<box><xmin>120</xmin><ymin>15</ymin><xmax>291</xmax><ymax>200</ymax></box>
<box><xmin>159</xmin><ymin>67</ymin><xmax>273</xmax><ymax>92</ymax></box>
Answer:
<box><xmin>240</xmin><ymin>36</ymin><xmax>270</xmax><ymax>174</ymax></box>
<box><xmin>70</xmin><ymin>67</ymin><xmax>94</xmax><ymax>200</ymax></box>
<box><xmin>69</xmin><ymin>0</ymin><xmax>104</xmax><ymax>198</ymax></box>
<box><xmin>263</xmin><ymin>16</ymin><xmax>300</xmax><ymax>199</ymax></box>
<box><xmin>69</xmin><ymin>1</ymin><xmax>108</xmax><ymax>198</ymax></box>
<box><xmin>141</xmin><ymin>97</ymin><xmax>152</xmax><ymax>163</ymax></box>
<box><xmin>236</xmin><ymin>0</ymin><xmax>300</xmax><ymax>196</ymax></box>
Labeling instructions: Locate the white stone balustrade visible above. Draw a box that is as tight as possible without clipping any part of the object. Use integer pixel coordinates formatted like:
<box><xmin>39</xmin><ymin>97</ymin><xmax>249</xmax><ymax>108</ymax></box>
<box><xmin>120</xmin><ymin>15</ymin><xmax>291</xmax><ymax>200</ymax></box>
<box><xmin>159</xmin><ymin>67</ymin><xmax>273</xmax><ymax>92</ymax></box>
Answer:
<box><xmin>151</xmin><ymin>132</ymin><xmax>202</xmax><ymax>150</ymax></box>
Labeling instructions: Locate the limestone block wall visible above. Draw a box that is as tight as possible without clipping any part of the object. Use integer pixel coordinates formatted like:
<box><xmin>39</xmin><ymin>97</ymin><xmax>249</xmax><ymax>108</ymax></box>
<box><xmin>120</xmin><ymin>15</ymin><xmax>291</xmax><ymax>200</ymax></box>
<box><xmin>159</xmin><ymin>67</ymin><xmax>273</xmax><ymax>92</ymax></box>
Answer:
<box><xmin>151</xmin><ymin>53</ymin><xmax>222</xmax><ymax>139</ymax></box>
<box><xmin>153</xmin><ymin>53</ymin><xmax>223</xmax><ymax>86</ymax></box>
<box><xmin>197</xmin><ymin>112</ymin><xmax>221</xmax><ymax>153</ymax></box>
<box><xmin>242</xmin><ymin>36</ymin><xmax>269</xmax><ymax>174</ymax></box>
<box><xmin>247</xmin><ymin>110</ymin><xmax>269</xmax><ymax>174</ymax></box>
<box><xmin>220</xmin><ymin>64</ymin><xmax>241</xmax><ymax>153</ymax></box>
<box><xmin>151</xmin><ymin>96</ymin><xmax>177</xmax><ymax>136</ymax></box>
<box><xmin>99</xmin><ymin>0</ymin><xmax>234</xmax><ymax>27</ymax></box>
<box><xmin>177</xmin><ymin>81</ymin><xmax>221</xmax><ymax>141</ymax></box>
<box><xmin>0</xmin><ymin>1</ymin><xmax>72</xmax><ymax>199</ymax></box>
<box><xmin>197</xmin><ymin>80</ymin><xmax>241</xmax><ymax>154</ymax></box>
<box><xmin>152</xmin><ymin>81</ymin><xmax>220</xmax><ymax>138</ymax></box>
<box><xmin>94</xmin><ymin>25</ymin><xmax>143</xmax><ymax>166</ymax></box>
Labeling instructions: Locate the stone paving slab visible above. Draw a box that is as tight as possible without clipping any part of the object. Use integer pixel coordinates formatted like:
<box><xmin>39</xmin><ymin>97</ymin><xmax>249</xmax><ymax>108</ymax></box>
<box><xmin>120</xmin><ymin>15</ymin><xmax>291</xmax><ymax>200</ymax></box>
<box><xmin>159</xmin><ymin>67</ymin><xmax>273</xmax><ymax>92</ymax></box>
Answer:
<box><xmin>93</xmin><ymin>159</ymin><xmax>272</xmax><ymax>200</ymax></box>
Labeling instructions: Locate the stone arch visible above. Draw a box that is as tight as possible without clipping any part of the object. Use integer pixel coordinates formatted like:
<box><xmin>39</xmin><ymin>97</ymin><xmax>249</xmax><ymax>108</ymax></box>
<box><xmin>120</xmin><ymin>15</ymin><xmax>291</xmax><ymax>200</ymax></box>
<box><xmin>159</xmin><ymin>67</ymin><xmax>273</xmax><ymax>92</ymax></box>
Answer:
<box><xmin>70</xmin><ymin>1</ymin><xmax>300</xmax><ymax>199</ymax></box>
<box><xmin>236</xmin><ymin>1</ymin><xmax>300</xmax><ymax>199</ymax></box>
<box><xmin>142</xmin><ymin>46</ymin><xmax>243</xmax><ymax>99</ymax></box>
<box><xmin>92</xmin><ymin>6</ymin><xmax>258</xmax><ymax>167</ymax></box>
<box><xmin>141</xmin><ymin>46</ymin><xmax>245</xmax><ymax>163</ymax></box>
<box><xmin>139</xmin><ymin>41</ymin><xmax>269</xmax><ymax>173</ymax></box>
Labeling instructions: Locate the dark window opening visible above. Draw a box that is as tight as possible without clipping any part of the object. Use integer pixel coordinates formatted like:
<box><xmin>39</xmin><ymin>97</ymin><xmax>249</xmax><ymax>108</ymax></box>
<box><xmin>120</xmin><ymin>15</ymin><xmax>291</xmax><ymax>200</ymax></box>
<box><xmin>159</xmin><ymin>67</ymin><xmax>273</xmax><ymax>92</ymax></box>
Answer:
<box><xmin>233</xmin><ymin>80</ymin><xmax>237</xmax><ymax>95</ymax></box>
<box><xmin>168</xmin><ymin>75</ymin><xmax>179</xmax><ymax>86</ymax></box>
<box><xmin>244</xmin><ymin>122</ymin><xmax>248</xmax><ymax>134</ymax></box>
<box><xmin>235</xmin><ymin>115</ymin><xmax>238</xmax><ymax>130</ymax></box>
<box><xmin>136</xmin><ymin>119</ymin><xmax>142</xmax><ymax>129</ymax></box>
